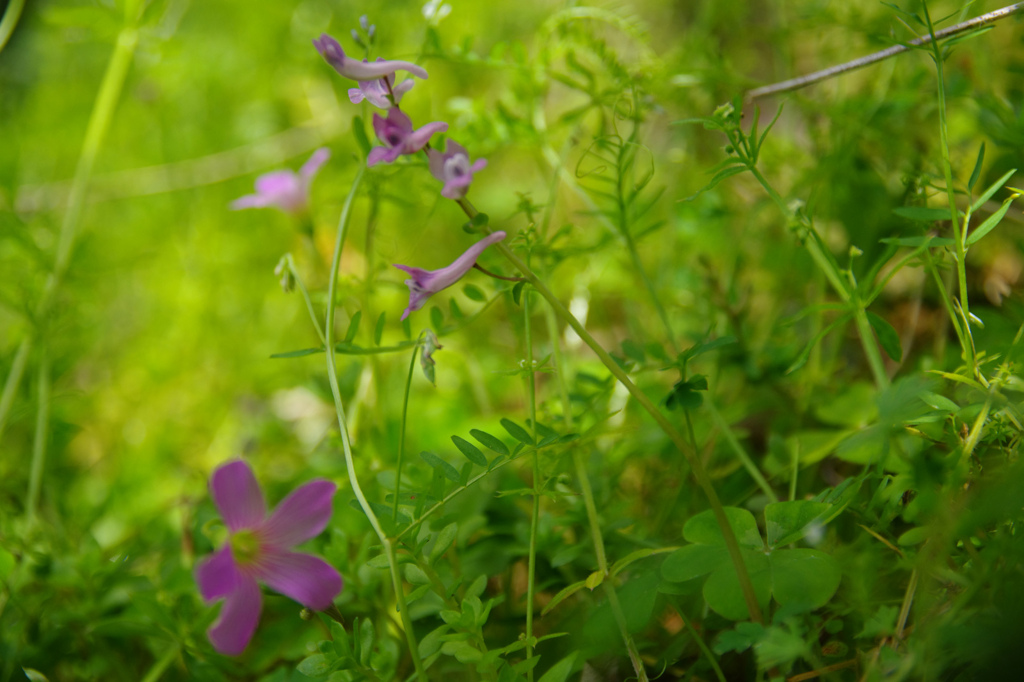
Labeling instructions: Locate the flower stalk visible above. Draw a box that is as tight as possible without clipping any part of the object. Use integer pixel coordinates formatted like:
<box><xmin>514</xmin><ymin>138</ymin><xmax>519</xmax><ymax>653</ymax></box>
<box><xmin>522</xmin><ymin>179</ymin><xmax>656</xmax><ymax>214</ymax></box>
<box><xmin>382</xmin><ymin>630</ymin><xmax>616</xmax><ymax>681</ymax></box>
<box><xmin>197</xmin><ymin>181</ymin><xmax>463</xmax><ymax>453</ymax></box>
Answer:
<box><xmin>323</xmin><ymin>168</ymin><xmax>429</xmax><ymax>681</ymax></box>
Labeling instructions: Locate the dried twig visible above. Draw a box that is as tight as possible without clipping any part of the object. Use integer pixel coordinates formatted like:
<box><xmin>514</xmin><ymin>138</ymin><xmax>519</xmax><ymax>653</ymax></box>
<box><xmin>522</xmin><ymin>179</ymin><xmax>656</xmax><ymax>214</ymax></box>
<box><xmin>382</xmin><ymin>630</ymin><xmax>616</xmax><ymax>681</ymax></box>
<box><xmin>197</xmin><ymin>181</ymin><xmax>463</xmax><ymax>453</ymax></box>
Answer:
<box><xmin>747</xmin><ymin>3</ymin><xmax>1024</xmax><ymax>101</ymax></box>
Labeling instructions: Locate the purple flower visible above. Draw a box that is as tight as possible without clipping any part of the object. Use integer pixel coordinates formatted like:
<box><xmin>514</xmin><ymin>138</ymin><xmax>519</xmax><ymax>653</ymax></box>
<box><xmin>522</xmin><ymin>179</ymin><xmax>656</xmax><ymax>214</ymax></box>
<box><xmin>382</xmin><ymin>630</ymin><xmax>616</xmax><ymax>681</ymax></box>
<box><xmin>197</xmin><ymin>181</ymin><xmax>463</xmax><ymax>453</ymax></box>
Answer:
<box><xmin>194</xmin><ymin>460</ymin><xmax>342</xmax><ymax>656</ymax></box>
<box><xmin>394</xmin><ymin>231</ymin><xmax>506</xmax><ymax>320</ymax></box>
<box><xmin>367</xmin><ymin>109</ymin><xmax>448</xmax><ymax>167</ymax></box>
<box><xmin>348</xmin><ymin>60</ymin><xmax>416</xmax><ymax>109</ymax></box>
<box><xmin>313</xmin><ymin>34</ymin><xmax>428</xmax><ymax>81</ymax></box>
<box><xmin>428</xmin><ymin>141</ymin><xmax>487</xmax><ymax>199</ymax></box>
<box><xmin>231</xmin><ymin>148</ymin><xmax>330</xmax><ymax>214</ymax></box>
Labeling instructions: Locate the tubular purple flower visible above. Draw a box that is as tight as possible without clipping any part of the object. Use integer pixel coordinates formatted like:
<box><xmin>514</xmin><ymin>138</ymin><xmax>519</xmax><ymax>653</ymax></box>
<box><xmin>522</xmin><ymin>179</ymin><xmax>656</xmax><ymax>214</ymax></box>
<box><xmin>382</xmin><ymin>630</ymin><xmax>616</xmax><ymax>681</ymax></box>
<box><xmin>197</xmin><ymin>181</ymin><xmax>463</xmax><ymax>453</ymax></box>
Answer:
<box><xmin>313</xmin><ymin>33</ymin><xmax>428</xmax><ymax>81</ymax></box>
<box><xmin>367</xmin><ymin>109</ymin><xmax>448</xmax><ymax>167</ymax></box>
<box><xmin>348</xmin><ymin>60</ymin><xmax>415</xmax><ymax>109</ymax></box>
<box><xmin>194</xmin><ymin>460</ymin><xmax>342</xmax><ymax>656</ymax></box>
<box><xmin>231</xmin><ymin>148</ymin><xmax>330</xmax><ymax>214</ymax></box>
<box><xmin>428</xmin><ymin>141</ymin><xmax>488</xmax><ymax>199</ymax></box>
<box><xmin>393</xmin><ymin>231</ymin><xmax>507</xmax><ymax>320</ymax></box>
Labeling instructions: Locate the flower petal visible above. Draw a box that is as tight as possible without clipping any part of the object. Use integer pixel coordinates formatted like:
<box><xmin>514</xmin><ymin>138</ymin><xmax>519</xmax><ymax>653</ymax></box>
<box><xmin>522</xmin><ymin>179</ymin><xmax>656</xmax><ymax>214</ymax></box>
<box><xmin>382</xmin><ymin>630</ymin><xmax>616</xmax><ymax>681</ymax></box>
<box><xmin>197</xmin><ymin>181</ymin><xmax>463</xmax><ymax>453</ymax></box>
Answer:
<box><xmin>348</xmin><ymin>87</ymin><xmax>366</xmax><ymax>105</ymax></box>
<box><xmin>210</xmin><ymin>460</ymin><xmax>266</xmax><ymax>533</ymax></box>
<box><xmin>404</xmin><ymin>121</ymin><xmax>448</xmax><ymax>153</ymax></box>
<box><xmin>230</xmin><ymin>194</ymin><xmax>272</xmax><ymax>210</ymax></box>
<box><xmin>447</xmin><ymin>140</ymin><xmax>468</xmax><ymax>157</ymax></box>
<box><xmin>206</xmin><ymin>573</ymin><xmax>262</xmax><ymax>656</ymax></box>
<box><xmin>392</xmin><ymin>79</ymin><xmax>415</xmax><ymax>100</ymax></box>
<box><xmin>312</xmin><ymin>34</ymin><xmax>347</xmax><ymax>73</ymax></box>
<box><xmin>259</xmin><ymin>479</ymin><xmax>336</xmax><ymax>548</ymax></box>
<box><xmin>299</xmin><ymin>148</ymin><xmax>331</xmax><ymax>182</ymax></box>
<box><xmin>441</xmin><ymin>177</ymin><xmax>472</xmax><ymax>200</ymax></box>
<box><xmin>253</xmin><ymin>549</ymin><xmax>343</xmax><ymax>610</ymax></box>
<box><xmin>367</xmin><ymin>146</ymin><xmax>398</xmax><ymax>167</ymax></box>
<box><xmin>418</xmin><ymin>231</ymin><xmax>507</xmax><ymax>294</ymax></box>
<box><xmin>427</xmin><ymin>148</ymin><xmax>446</xmax><ymax>183</ymax></box>
<box><xmin>254</xmin><ymin>170</ymin><xmax>300</xmax><ymax>197</ymax></box>
<box><xmin>195</xmin><ymin>544</ymin><xmax>243</xmax><ymax>603</ymax></box>
<box><xmin>346</xmin><ymin>58</ymin><xmax>428</xmax><ymax>81</ymax></box>
<box><xmin>384</xmin><ymin>109</ymin><xmax>414</xmax><ymax>136</ymax></box>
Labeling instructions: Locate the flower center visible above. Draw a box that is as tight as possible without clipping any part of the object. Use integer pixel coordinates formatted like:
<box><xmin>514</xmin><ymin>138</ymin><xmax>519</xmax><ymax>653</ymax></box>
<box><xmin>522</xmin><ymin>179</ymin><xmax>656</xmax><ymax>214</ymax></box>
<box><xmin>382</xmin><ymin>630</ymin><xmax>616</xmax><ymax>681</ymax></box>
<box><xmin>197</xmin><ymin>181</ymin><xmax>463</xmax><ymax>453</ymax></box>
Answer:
<box><xmin>229</xmin><ymin>529</ymin><xmax>262</xmax><ymax>566</ymax></box>
<box><xmin>445</xmin><ymin>155</ymin><xmax>470</xmax><ymax>178</ymax></box>
<box><xmin>386</xmin><ymin>131</ymin><xmax>404</xmax><ymax>146</ymax></box>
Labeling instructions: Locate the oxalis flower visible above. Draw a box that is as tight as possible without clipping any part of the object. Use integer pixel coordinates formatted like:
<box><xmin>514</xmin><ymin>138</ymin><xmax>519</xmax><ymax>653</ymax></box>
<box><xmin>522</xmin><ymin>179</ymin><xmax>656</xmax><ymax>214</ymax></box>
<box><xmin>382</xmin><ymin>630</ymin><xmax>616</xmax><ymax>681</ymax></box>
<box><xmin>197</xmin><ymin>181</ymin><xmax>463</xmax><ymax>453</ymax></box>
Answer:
<box><xmin>394</xmin><ymin>231</ymin><xmax>506</xmax><ymax>320</ymax></box>
<box><xmin>428</xmin><ymin>141</ymin><xmax>487</xmax><ymax>199</ymax></box>
<box><xmin>194</xmin><ymin>460</ymin><xmax>342</xmax><ymax>656</ymax></box>
<box><xmin>368</xmin><ymin>109</ymin><xmax>448</xmax><ymax>167</ymax></box>
<box><xmin>349</xmin><ymin>59</ymin><xmax>415</xmax><ymax>109</ymax></box>
<box><xmin>313</xmin><ymin>33</ymin><xmax>428</xmax><ymax>81</ymax></box>
<box><xmin>231</xmin><ymin>148</ymin><xmax>329</xmax><ymax>215</ymax></box>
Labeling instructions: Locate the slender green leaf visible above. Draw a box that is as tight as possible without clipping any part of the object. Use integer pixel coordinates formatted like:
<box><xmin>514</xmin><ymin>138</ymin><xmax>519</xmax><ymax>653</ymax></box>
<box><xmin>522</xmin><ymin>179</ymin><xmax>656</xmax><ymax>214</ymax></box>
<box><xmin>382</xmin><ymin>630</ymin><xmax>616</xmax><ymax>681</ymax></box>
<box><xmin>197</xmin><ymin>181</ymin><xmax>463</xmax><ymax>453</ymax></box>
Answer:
<box><xmin>269</xmin><ymin>347</ymin><xmax>322</xmax><ymax>359</ymax></box>
<box><xmin>866</xmin><ymin>311</ymin><xmax>902</xmax><ymax>362</ymax></box>
<box><xmin>373</xmin><ymin>311</ymin><xmax>386</xmax><ymax>346</ymax></box>
<box><xmin>879</xmin><ymin>236</ymin><xmax>955</xmax><ymax>247</ymax></box>
<box><xmin>500</xmin><ymin>418</ymin><xmax>535</xmax><ymax>445</ymax></box>
<box><xmin>512</xmin><ymin>281</ymin><xmax>526</xmax><ymax>305</ymax></box>
<box><xmin>968</xmin><ymin>143</ymin><xmax>985</xmax><ymax>191</ymax></box>
<box><xmin>451</xmin><ymin>435</ymin><xmax>488</xmax><ymax>466</ymax></box>
<box><xmin>966</xmin><ymin>193</ymin><xmax>1018</xmax><ymax>245</ymax></box>
<box><xmin>971</xmin><ymin>168</ymin><xmax>1017</xmax><ymax>212</ymax></box>
<box><xmin>420</xmin><ymin>451</ymin><xmax>461</xmax><ymax>483</ymax></box>
<box><xmin>542</xmin><ymin>580</ymin><xmax>587</xmax><ymax>616</ymax></box>
<box><xmin>470</xmin><ymin>429</ymin><xmax>510</xmax><ymax>456</ymax></box>
<box><xmin>463</xmin><ymin>283</ymin><xmax>486</xmax><ymax>301</ymax></box>
<box><xmin>429</xmin><ymin>523</ymin><xmax>458</xmax><ymax>565</ymax></box>
<box><xmin>892</xmin><ymin>206</ymin><xmax>951</xmax><ymax>222</ymax></box>
<box><xmin>537</xmin><ymin>652</ymin><xmax>578</xmax><ymax>682</ymax></box>
<box><xmin>352</xmin><ymin>115</ymin><xmax>371</xmax><ymax>157</ymax></box>
<box><xmin>344</xmin><ymin>311</ymin><xmax>362</xmax><ymax>343</ymax></box>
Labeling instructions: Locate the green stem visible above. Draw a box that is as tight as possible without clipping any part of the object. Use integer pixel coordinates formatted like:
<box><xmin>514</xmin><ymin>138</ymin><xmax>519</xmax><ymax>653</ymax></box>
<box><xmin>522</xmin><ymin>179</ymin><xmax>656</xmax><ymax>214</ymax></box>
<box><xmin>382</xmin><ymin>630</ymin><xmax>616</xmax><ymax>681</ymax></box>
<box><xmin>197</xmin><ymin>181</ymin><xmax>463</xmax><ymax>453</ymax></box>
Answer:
<box><xmin>542</xmin><ymin>276</ymin><xmax>648</xmax><ymax>681</ymax></box>
<box><xmin>393</xmin><ymin>343</ymin><xmax>419</xmax><ymax>521</ymax></box>
<box><xmin>666</xmin><ymin>597</ymin><xmax>727</xmax><ymax>682</ymax></box>
<box><xmin>454</xmin><ymin>197</ymin><xmax>763</xmax><ymax>624</ymax></box>
<box><xmin>0</xmin><ymin>4</ymin><xmax>141</xmax><ymax>445</ymax></box>
<box><xmin>392</xmin><ymin>456</ymin><xmax>516</xmax><ymax>542</ymax></box>
<box><xmin>139</xmin><ymin>645</ymin><xmax>179</xmax><ymax>682</ymax></box>
<box><xmin>852</xmin><ymin>306</ymin><xmax>891</xmax><ymax>389</ymax></box>
<box><xmin>705</xmin><ymin>398</ymin><xmax>778</xmax><ymax>502</ymax></box>
<box><xmin>285</xmin><ymin>254</ymin><xmax>326</xmax><ymax>345</ymax></box>
<box><xmin>0</xmin><ymin>338</ymin><xmax>31</xmax><ymax>444</ymax></box>
<box><xmin>602</xmin><ymin>583</ymin><xmax>648</xmax><ymax>680</ymax></box>
<box><xmin>961</xmin><ymin>387</ymin><xmax>994</xmax><ymax>462</ymax></box>
<box><xmin>523</xmin><ymin>286</ymin><xmax>540</xmax><ymax>681</ymax></box>
<box><xmin>26</xmin><ymin>349</ymin><xmax>51</xmax><ymax>525</ymax></box>
<box><xmin>924</xmin><ymin>3</ymin><xmax>977</xmax><ymax>376</ymax></box>
<box><xmin>323</xmin><ymin>168</ymin><xmax>427</xmax><ymax>682</ymax></box>
<box><xmin>745</xmin><ymin>164</ymin><xmax>891</xmax><ymax>389</ymax></box>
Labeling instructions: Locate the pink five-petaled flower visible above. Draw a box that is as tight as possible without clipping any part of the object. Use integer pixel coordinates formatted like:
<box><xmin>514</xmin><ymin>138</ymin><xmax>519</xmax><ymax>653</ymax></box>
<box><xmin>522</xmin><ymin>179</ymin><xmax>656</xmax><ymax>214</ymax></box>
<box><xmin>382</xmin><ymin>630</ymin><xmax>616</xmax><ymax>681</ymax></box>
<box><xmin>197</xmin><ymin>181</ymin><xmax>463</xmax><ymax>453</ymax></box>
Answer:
<box><xmin>313</xmin><ymin>33</ymin><xmax>428</xmax><ymax>81</ymax></box>
<box><xmin>428</xmin><ymin>141</ymin><xmax>488</xmax><ymax>200</ymax></box>
<box><xmin>231</xmin><ymin>148</ymin><xmax>330</xmax><ymax>215</ymax></box>
<box><xmin>349</xmin><ymin>59</ymin><xmax>415</xmax><ymax>109</ymax></box>
<box><xmin>393</xmin><ymin>231</ymin><xmax>507</xmax><ymax>320</ymax></box>
<box><xmin>367</xmin><ymin>109</ymin><xmax>448</xmax><ymax>167</ymax></box>
<box><xmin>194</xmin><ymin>460</ymin><xmax>343</xmax><ymax>656</ymax></box>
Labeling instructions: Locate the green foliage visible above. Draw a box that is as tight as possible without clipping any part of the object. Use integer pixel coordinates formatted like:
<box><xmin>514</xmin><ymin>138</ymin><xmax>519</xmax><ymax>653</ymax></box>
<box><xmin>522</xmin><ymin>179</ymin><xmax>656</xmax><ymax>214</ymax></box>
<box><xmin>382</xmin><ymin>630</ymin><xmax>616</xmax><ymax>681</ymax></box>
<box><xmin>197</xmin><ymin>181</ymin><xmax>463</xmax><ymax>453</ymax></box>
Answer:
<box><xmin>2</xmin><ymin>0</ymin><xmax>1023</xmax><ymax>680</ymax></box>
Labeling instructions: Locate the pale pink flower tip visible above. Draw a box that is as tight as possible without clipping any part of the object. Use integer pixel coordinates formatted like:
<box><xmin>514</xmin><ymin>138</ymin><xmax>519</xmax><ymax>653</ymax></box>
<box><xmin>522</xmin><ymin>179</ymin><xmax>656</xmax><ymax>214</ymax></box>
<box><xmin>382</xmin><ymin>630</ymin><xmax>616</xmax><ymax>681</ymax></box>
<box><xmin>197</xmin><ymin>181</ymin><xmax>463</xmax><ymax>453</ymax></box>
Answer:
<box><xmin>231</xmin><ymin>148</ymin><xmax>330</xmax><ymax>215</ymax></box>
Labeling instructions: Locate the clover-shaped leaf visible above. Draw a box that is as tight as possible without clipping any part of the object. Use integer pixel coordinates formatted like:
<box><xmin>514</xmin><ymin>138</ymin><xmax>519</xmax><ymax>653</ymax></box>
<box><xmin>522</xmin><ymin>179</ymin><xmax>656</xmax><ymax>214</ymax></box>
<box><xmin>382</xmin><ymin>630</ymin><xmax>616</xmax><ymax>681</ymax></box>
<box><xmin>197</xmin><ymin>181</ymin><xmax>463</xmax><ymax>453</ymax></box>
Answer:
<box><xmin>661</xmin><ymin>507</ymin><xmax>841</xmax><ymax>620</ymax></box>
